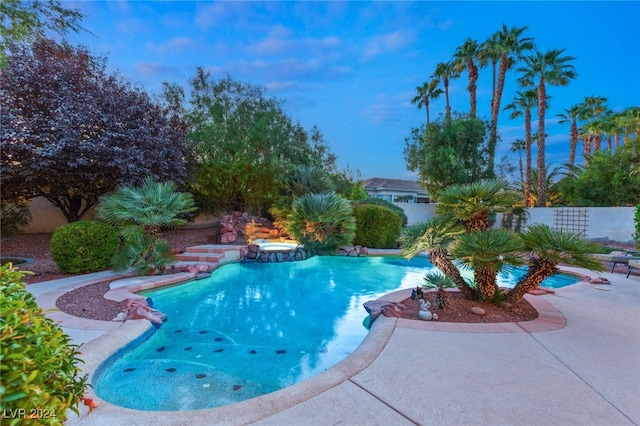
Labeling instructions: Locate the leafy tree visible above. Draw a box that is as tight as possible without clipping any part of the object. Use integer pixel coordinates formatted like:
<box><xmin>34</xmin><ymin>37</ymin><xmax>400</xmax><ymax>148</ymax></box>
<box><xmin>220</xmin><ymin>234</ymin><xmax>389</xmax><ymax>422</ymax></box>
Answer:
<box><xmin>96</xmin><ymin>179</ymin><xmax>196</xmax><ymax>275</ymax></box>
<box><xmin>0</xmin><ymin>39</ymin><xmax>189</xmax><ymax>222</ymax></box>
<box><xmin>404</xmin><ymin>114</ymin><xmax>491</xmax><ymax>196</ymax></box>
<box><xmin>0</xmin><ymin>0</ymin><xmax>84</xmax><ymax>66</ymax></box>
<box><xmin>354</xmin><ymin>197</ymin><xmax>408</xmax><ymax>227</ymax></box>
<box><xmin>287</xmin><ymin>193</ymin><xmax>356</xmax><ymax>255</ymax></box>
<box><xmin>557</xmin><ymin>145</ymin><xmax>640</xmax><ymax>206</ymax></box>
<box><xmin>163</xmin><ymin>70</ymin><xmax>334</xmax><ymax>215</ymax></box>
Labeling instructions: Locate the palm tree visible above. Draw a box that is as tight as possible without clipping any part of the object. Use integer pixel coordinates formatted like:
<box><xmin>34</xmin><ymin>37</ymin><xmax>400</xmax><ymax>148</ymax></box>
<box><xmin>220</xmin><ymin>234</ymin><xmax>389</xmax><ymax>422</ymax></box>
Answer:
<box><xmin>505</xmin><ymin>224</ymin><xmax>605</xmax><ymax>303</ymax></box>
<box><xmin>504</xmin><ymin>88</ymin><xmax>538</xmax><ymax>207</ymax></box>
<box><xmin>510</xmin><ymin>139</ymin><xmax>525</xmax><ymax>186</ymax></box>
<box><xmin>435</xmin><ymin>179</ymin><xmax>517</xmax><ymax>232</ymax></box>
<box><xmin>401</xmin><ymin>216</ymin><xmax>479</xmax><ymax>300</ymax></box>
<box><xmin>431</xmin><ymin>61</ymin><xmax>459</xmax><ymax>121</ymax></box>
<box><xmin>288</xmin><ymin>192</ymin><xmax>356</xmax><ymax>255</ymax></box>
<box><xmin>453</xmin><ymin>38</ymin><xmax>481</xmax><ymax>118</ymax></box>
<box><xmin>479</xmin><ymin>32</ymin><xmax>500</xmax><ymax>108</ymax></box>
<box><xmin>557</xmin><ymin>104</ymin><xmax>584</xmax><ymax>166</ymax></box>
<box><xmin>527</xmin><ymin>166</ymin><xmax>564</xmax><ymax>207</ymax></box>
<box><xmin>487</xmin><ymin>24</ymin><xmax>534</xmax><ymax>177</ymax></box>
<box><xmin>450</xmin><ymin>229</ymin><xmax>524</xmax><ymax>300</ymax></box>
<box><xmin>410</xmin><ymin>79</ymin><xmax>443</xmax><ymax>126</ymax></box>
<box><xmin>517</xmin><ymin>48</ymin><xmax>577</xmax><ymax>207</ymax></box>
<box><xmin>96</xmin><ymin>178</ymin><xmax>197</xmax><ymax>275</ymax></box>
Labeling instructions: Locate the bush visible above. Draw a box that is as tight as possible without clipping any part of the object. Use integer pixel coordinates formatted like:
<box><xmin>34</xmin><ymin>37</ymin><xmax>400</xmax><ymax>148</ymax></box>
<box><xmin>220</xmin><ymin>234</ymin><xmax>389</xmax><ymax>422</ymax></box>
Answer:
<box><xmin>50</xmin><ymin>221</ymin><xmax>120</xmax><ymax>274</ymax></box>
<box><xmin>0</xmin><ymin>201</ymin><xmax>32</xmax><ymax>237</ymax></box>
<box><xmin>354</xmin><ymin>197</ymin><xmax>408</xmax><ymax>226</ymax></box>
<box><xmin>0</xmin><ymin>264</ymin><xmax>88</xmax><ymax>425</ymax></box>
<box><xmin>288</xmin><ymin>193</ymin><xmax>356</xmax><ymax>255</ymax></box>
<box><xmin>353</xmin><ymin>204</ymin><xmax>402</xmax><ymax>249</ymax></box>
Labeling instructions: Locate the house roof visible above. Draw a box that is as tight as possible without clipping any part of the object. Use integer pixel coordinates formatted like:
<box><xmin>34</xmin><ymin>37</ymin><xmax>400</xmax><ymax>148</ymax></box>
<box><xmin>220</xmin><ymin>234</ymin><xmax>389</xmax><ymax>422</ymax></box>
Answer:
<box><xmin>362</xmin><ymin>178</ymin><xmax>429</xmax><ymax>196</ymax></box>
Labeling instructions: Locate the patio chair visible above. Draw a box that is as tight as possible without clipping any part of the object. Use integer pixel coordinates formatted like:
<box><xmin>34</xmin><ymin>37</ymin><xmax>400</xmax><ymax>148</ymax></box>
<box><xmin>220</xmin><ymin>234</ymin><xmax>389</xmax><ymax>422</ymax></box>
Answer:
<box><xmin>627</xmin><ymin>258</ymin><xmax>640</xmax><ymax>278</ymax></box>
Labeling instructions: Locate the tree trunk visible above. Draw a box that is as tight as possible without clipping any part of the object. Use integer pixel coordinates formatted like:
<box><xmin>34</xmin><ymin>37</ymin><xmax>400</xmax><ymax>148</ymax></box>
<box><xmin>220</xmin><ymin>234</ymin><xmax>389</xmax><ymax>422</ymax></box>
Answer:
<box><xmin>525</xmin><ymin>109</ymin><xmax>533</xmax><ymax>208</ymax></box>
<box><xmin>488</xmin><ymin>55</ymin><xmax>510</xmax><ymax>178</ymax></box>
<box><xmin>475</xmin><ymin>266</ymin><xmax>498</xmax><ymax>300</ymax></box>
<box><xmin>536</xmin><ymin>81</ymin><xmax>547</xmax><ymax>207</ymax></box>
<box><xmin>429</xmin><ymin>249</ymin><xmax>480</xmax><ymax>300</ymax></box>
<box><xmin>468</xmin><ymin>60</ymin><xmax>478</xmax><ymax>118</ymax></box>
<box><xmin>506</xmin><ymin>258</ymin><xmax>557</xmax><ymax>303</ymax></box>
<box><xmin>569</xmin><ymin>119</ymin><xmax>578</xmax><ymax>166</ymax></box>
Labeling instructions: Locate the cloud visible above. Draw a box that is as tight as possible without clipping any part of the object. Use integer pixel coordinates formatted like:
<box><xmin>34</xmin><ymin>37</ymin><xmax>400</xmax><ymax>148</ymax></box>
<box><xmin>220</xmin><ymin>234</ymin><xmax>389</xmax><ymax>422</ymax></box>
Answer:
<box><xmin>363</xmin><ymin>31</ymin><xmax>414</xmax><ymax>58</ymax></box>
<box><xmin>134</xmin><ymin>62</ymin><xmax>175</xmax><ymax>76</ymax></box>
<box><xmin>147</xmin><ymin>36</ymin><xmax>196</xmax><ymax>55</ymax></box>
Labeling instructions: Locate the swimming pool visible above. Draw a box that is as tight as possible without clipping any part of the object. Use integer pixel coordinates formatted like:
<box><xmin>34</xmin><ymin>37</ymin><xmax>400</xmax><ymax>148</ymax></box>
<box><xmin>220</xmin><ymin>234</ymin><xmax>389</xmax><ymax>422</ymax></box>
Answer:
<box><xmin>95</xmin><ymin>256</ymin><xmax>578</xmax><ymax>411</ymax></box>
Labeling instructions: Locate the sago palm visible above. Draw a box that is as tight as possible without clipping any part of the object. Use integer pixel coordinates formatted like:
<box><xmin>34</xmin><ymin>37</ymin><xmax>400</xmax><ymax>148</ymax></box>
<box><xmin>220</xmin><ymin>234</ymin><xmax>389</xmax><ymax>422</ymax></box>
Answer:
<box><xmin>505</xmin><ymin>224</ymin><xmax>605</xmax><ymax>303</ymax></box>
<box><xmin>288</xmin><ymin>192</ymin><xmax>356</xmax><ymax>255</ymax></box>
<box><xmin>401</xmin><ymin>216</ymin><xmax>479</xmax><ymax>300</ymax></box>
<box><xmin>449</xmin><ymin>229</ymin><xmax>525</xmax><ymax>301</ymax></box>
<box><xmin>423</xmin><ymin>271</ymin><xmax>456</xmax><ymax>309</ymax></box>
<box><xmin>436</xmin><ymin>179</ymin><xmax>517</xmax><ymax>232</ymax></box>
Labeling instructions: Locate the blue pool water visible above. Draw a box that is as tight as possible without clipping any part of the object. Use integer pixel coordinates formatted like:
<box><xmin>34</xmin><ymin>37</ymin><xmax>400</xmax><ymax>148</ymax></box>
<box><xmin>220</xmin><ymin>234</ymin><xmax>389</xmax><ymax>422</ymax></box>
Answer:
<box><xmin>95</xmin><ymin>256</ymin><xmax>578</xmax><ymax>411</ymax></box>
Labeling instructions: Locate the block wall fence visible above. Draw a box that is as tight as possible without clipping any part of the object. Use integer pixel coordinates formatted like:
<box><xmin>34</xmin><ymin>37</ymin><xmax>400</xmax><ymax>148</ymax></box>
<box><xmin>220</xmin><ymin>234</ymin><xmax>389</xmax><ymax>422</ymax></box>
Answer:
<box><xmin>12</xmin><ymin>197</ymin><xmax>637</xmax><ymax>244</ymax></box>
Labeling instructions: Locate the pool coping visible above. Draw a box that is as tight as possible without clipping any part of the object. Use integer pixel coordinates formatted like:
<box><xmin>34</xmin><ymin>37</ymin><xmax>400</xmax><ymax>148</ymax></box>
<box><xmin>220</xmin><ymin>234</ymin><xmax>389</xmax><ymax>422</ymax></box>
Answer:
<box><xmin>47</xmin><ymin>255</ymin><xmax>589</xmax><ymax>424</ymax></box>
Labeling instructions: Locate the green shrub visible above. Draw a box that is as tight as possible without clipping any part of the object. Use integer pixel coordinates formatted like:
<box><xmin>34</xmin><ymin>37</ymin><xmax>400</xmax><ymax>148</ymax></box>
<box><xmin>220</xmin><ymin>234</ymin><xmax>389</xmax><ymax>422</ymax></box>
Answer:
<box><xmin>353</xmin><ymin>204</ymin><xmax>402</xmax><ymax>249</ymax></box>
<box><xmin>288</xmin><ymin>193</ymin><xmax>356</xmax><ymax>255</ymax></box>
<box><xmin>0</xmin><ymin>264</ymin><xmax>88</xmax><ymax>425</ymax></box>
<box><xmin>354</xmin><ymin>197</ymin><xmax>408</xmax><ymax>226</ymax></box>
<box><xmin>50</xmin><ymin>221</ymin><xmax>120</xmax><ymax>274</ymax></box>
<box><xmin>1</xmin><ymin>200</ymin><xmax>32</xmax><ymax>237</ymax></box>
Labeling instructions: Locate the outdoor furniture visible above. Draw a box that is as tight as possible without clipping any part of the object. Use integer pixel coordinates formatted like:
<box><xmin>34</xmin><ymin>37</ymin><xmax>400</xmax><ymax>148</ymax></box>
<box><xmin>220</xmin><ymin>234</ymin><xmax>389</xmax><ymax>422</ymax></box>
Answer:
<box><xmin>591</xmin><ymin>252</ymin><xmax>640</xmax><ymax>277</ymax></box>
<box><xmin>628</xmin><ymin>259</ymin><xmax>640</xmax><ymax>278</ymax></box>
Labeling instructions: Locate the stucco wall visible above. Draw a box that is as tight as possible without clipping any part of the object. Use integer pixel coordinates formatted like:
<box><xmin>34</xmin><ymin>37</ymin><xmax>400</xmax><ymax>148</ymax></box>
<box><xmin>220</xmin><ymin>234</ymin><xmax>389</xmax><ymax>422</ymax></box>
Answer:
<box><xmin>13</xmin><ymin>197</ymin><xmax>637</xmax><ymax>244</ymax></box>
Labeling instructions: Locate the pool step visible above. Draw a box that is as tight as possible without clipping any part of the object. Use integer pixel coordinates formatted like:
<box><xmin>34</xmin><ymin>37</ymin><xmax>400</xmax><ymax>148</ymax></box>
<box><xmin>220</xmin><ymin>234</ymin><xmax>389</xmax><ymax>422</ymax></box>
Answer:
<box><xmin>175</xmin><ymin>252</ymin><xmax>223</xmax><ymax>263</ymax></box>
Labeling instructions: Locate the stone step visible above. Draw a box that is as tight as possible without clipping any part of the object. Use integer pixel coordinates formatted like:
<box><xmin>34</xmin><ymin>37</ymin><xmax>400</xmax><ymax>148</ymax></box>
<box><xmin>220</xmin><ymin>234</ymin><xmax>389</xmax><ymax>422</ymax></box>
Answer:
<box><xmin>175</xmin><ymin>253</ymin><xmax>222</xmax><ymax>263</ymax></box>
<box><xmin>185</xmin><ymin>245</ymin><xmax>233</xmax><ymax>254</ymax></box>
<box><xmin>173</xmin><ymin>261</ymin><xmax>219</xmax><ymax>269</ymax></box>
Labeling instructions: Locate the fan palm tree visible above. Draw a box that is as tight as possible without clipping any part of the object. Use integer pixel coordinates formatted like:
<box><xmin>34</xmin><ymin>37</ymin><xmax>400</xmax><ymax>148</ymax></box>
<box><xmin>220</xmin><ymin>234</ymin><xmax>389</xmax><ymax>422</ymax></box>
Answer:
<box><xmin>422</xmin><ymin>271</ymin><xmax>456</xmax><ymax>309</ymax></box>
<box><xmin>557</xmin><ymin>104</ymin><xmax>584</xmax><ymax>166</ymax></box>
<box><xmin>401</xmin><ymin>216</ymin><xmax>479</xmax><ymax>300</ymax></box>
<box><xmin>510</xmin><ymin>139</ymin><xmax>525</xmax><ymax>185</ymax></box>
<box><xmin>504</xmin><ymin>88</ymin><xmax>538</xmax><ymax>207</ymax></box>
<box><xmin>527</xmin><ymin>166</ymin><xmax>564</xmax><ymax>207</ymax></box>
<box><xmin>452</xmin><ymin>38</ymin><xmax>481</xmax><ymax>118</ymax></box>
<box><xmin>96</xmin><ymin>178</ymin><xmax>197</xmax><ymax>275</ymax></box>
<box><xmin>517</xmin><ymin>48</ymin><xmax>577</xmax><ymax>207</ymax></box>
<box><xmin>431</xmin><ymin>61</ymin><xmax>459</xmax><ymax>121</ymax></box>
<box><xmin>449</xmin><ymin>229</ymin><xmax>525</xmax><ymax>300</ymax></box>
<box><xmin>411</xmin><ymin>79</ymin><xmax>443</xmax><ymax>126</ymax></box>
<box><xmin>435</xmin><ymin>179</ymin><xmax>517</xmax><ymax>232</ymax></box>
<box><xmin>486</xmin><ymin>24</ymin><xmax>534</xmax><ymax>177</ymax></box>
<box><xmin>505</xmin><ymin>224</ymin><xmax>605</xmax><ymax>303</ymax></box>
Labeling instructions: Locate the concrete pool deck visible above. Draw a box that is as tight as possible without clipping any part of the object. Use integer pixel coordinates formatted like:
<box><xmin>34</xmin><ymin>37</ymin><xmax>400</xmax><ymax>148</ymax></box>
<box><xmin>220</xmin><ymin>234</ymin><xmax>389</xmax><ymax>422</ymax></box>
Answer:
<box><xmin>27</xmin><ymin>259</ymin><xmax>640</xmax><ymax>425</ymax></box>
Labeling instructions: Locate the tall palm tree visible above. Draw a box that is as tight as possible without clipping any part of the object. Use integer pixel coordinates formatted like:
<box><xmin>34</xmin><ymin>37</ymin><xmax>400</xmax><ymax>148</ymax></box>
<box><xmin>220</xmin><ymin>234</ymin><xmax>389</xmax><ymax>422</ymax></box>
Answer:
<box><xmin>505</xmin><ymin>224</ymin><xmax>605</xmax><ymax>303</ymax></box>
<box><xmin>401</xmin><ymin>216</ymin><xmax>479</xmax><ymax>300</ymax></box>
<box><xmin>557</xmin><ymin>104</ymin><xmax>584</xmax><ymax>166</ymax></box>
<box><xmin>527</xmin><ymin>166</ymin><xmax>564</xmax><ymax>207</ymax></box>
<box><xmin>517</xmin><ymin>48</ymin><xmax>577</xmax><ymax>207</ymax></box>
<box><xmin>504</xmin><ymin>88</ymin><xmax>538</xmax><ymax>207</ymax></box>
<box><xmin>510</xmin><ymin>139</ymin><xmax>525</xmax><ymax>186</ymax></box>
<box><xmin>479</xmin><ymin>32</ymin><xmax>500</xmax><ymax>107</ymax></box>
<box><xmin>453</xmin><ymin>38</ymin><xmax>481</xmax><ymax>118</ymax></box>
<box><xmin>410</xmin><ymin>79</ymin><xmax>443</xmax><ymax>126</ymax></box>
<box><xmin>487</xmin><ymin>24</ymin><xmax>534</xmax><ymax>177</ymax></box>
<box><xmin>431</xmin><ymin>61</ymin><xmax>459</xmax><ymax>121</ymax></box>
<box><xmin>450</xmin><ymin>229</ymin><xmax>524</xmax><ymax>300</ymax></box>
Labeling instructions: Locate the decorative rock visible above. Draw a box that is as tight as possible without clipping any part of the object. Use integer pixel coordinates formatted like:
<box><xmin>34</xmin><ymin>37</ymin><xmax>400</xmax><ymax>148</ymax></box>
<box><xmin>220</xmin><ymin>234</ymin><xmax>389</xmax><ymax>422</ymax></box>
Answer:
<box><xmin>470</xmin><ymin>306</ymin><xmax>486</xmax><ymax>316</ymax></box>
<box><xmin>499</xmin><ymin>301</ymin><xmax>512</xmax><ymax>308</ymax></box>
<box><xmin>590</xmin><ymin>277</ymin><xmax>610</xmax><ymax>285</ymax></box>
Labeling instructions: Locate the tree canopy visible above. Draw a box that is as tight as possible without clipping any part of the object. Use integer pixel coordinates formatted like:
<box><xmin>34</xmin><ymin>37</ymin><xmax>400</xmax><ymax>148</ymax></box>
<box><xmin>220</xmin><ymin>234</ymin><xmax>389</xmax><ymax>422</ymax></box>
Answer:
<box><xmin>404</xmin><ymin>114</ymin><xmax>492</xmax><ymax>196</ymax></box>
<box><xmin>163</xmin><ymin>69</ymin><xmax>337</xmax><ymax>215</ymax></box>
<box><xmin>0</xmin><ymin>39</ymin><xmax>189</xmax><ymax>222</ymax></box>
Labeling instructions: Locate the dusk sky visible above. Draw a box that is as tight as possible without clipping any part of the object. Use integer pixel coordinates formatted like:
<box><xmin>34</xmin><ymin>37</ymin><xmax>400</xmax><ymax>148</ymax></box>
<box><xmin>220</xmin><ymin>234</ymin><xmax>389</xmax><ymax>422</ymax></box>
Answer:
<box><xmin>59</xmin><ymin>1</ymin><xmax>640</xmax><ymax>181</ymax></box>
